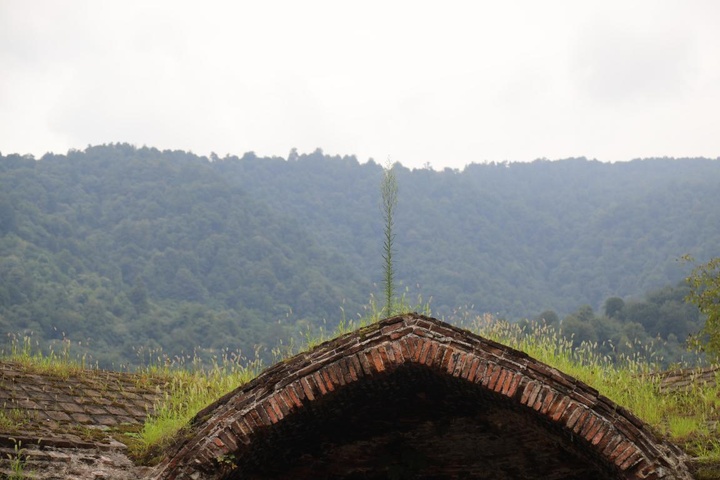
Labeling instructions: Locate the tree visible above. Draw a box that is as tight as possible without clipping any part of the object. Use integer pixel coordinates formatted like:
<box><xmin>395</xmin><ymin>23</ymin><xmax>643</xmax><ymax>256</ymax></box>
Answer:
<box><xmin>685</xmin><ymin>256</ymin><xmax>720</xmax><ymax>356</ymax></box>
<box><xmin>604</xmin><ymin>297</ymin><xmax>625</xmax><ymax>319</ymax></box>
<box><xmin>381</xmin><ymin>161</ymin><xmax>398</xmax><ymax>317</ymax></box>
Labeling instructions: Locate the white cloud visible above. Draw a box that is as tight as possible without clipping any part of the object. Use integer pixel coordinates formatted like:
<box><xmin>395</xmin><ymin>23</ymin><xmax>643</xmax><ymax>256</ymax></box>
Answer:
<box><xmin>1</xmin><ymin>0</ymin><xmax>719</xmax><ymax>167</ymax></box>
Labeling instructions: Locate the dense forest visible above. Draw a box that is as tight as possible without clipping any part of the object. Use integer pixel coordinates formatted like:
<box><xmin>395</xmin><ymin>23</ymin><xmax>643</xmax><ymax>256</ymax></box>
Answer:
<box><xmin>1</xmin><ymin>144</ymin><xmax>719</xmax><ymax>367</ymax></box>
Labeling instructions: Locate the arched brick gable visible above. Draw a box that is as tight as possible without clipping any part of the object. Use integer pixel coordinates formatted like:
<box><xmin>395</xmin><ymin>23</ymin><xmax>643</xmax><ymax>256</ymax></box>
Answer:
<box><xmin>152</xmin><ymin>314</ymin><xmax>692</xmax><ymax>479</ymax></box>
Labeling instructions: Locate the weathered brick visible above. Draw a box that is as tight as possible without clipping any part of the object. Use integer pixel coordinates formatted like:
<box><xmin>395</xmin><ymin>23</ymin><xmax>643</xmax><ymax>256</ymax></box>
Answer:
<box><xmin>369</xmin><ymin>348</ymin><xmax>385</xmax><ymax>372</ymax></box>
<box><xmin>300</xmin><ymin>377</ymin><xmax>316</xmax><ymax>402</ymax></box>
<box><xmin>246</xmin><ymin>408</ymin><xmax>263</xmax><ymax>430</ymax></box>
<box><xmin>321</xmin><ymin>368</ymin><xmax>335</xmax><ymax>392</ymax></box>
<box><xmin>399</xmin><ymin>338</ymin><xmax>413</xmax><ymax>362</ymax></box>
<box><xmin>572</xmin><ymin>409</ymin><xmax>591</xmax><ymax>434</ymax></box>
<box><xmin>284</xmin><ymin>384</ymin><xmax>302</xmax><ymax>408</ymax></box>
<box><xmin>548</xmin><ymin>395</ymin><xmax>569</xmax><ymax>421</ymax></box>
<box><xmin>612</xmin><ymin>441</ymin><xmax>635</xmax><ymax>465</ymax></box>
<box><xmin>230</xmin><ymin>420</ymin><xmax>250</xmax><ymax>444</ymax></box>
<box><xmin>602</xmin><ymin>435</ymin><xmax>625</xmax><ymax>457</ymax></box>
<box><xmin>417</xmin><ymin>339</ymin><xmax>431</xmax><ymax>365</ymax></box>
<box><xmin>348</xmin><ymin>354</ymin><xmax>363</xmax><ymax>380</ymax></box>
<box><xmin>411</xmin><ymin>337</ymin><xmax>424</xmax><ymax>363</ymax></box>
<box><xmin>423</xmin><ymin>341</ymin><xmax>438</xmax><ymax>366</ymax></box>
<box><xmin>520</xmin><ymin>380</ymin><xmax>536</xmax><ymax>405</ymax></box>
<box><xmin>358</xmin><ymin>350</ymin><xmax>374</xmax><ymax>375</ymax></box>
<box><xmin>582</xmin><ymin>414</ymin><xmax>602</xmax><ymax>440</ymax></box>
<box><xmin>505</xmin><ymin>372</ymin><xmax>523</xmax><ymax>398</ymax></box>
<box><xmin>261</xmin><ymin>401</ymin><xmax>278</xmax><ymax>424</ymax></box>
<box><xmin>492</xmin><ymin>368</ymin><xmax>508</xmax><ymax>392</ymax></box>
<box><xmin>382</xmin><ymin>343</ymin><xmax>396</xmax><ymax>364</ymax></box>
<box><xmin>460</xmin><ymin>354</ymin><xmax>475</xmax><ymax>379</ymax></box>
<box><xmin>565</xmin><ymin>406</ymin><xmax>585</xmax><ymax>431</ymax></box>
<box><xmin>268</xmin><ymin>397</ymin><xmax>284</xmax><ymax>421</ymax></box>
<box><xmin>327</xmin><ymin>363</ymin><xmax>343</xmax><ymax>386</ymax></box>
<box><xmin>452</xmin><ymin>352</ymin><xmax>468</xmax><ymax>377</ymax></box>
<box><xmin>391</xmin><ymin>341</ymin><xmax>405</xmax><ymax>364</ymax></box>
<box><xmin>539</xmin><ymin>389</ymin><xmax>556</xmax><ymax>414</ymax></box>
<box><xmin>524</xmin><ymin>381</ymin><xmax>542</xmax><ymax>407</ymax></box>
<box><xmin>217</xmin><ymin>430</ymin><xmax>238</xmax><ymax>452</ymax></box>
<box><xmin>446</xmin><ymin>350</ymin><xmax>459</xmax><ymax>374</ymax></box>
<box><xmin>465</xmin><ymin>357</ymin><xmax>480</xmax><ymax>382</ymax></box>
<box><xmin>619</xmin><ymin>449</ymin><xmax>643</xmax><ymax>471</ymax></box>
<box><xmin>440</xmin><ymin>346</ymin><xmax>453</xmax><ymax>371</ymax></box>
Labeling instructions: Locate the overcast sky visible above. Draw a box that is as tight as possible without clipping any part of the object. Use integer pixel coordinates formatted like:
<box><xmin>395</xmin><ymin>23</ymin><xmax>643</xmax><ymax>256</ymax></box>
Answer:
<box><xmin>1</xmin><ymin>1</ymin><xmax>719</xmax><ymax>170</ymax></box>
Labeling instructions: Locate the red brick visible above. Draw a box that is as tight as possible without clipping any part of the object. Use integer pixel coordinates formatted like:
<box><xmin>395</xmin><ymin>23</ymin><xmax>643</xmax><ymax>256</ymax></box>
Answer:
<box><xmin>399</xmin><ymin>338</ymin><xmax>413</xmax><ymax>362</ymax></box>
<box><xmin>313</xmin><ymin>371</ymin><xmax>328</xmax><ymax>395</ymax></box>
<box><xmin>321</xmin><ymin>369</ymin><xmax>335</xmax><ymax>392</ymax></box>
<box><xmin>452</xmin><ymin>353</ymin><xmax>468</xmax><ymax>377</ymax></box>
<box><xmin>440</xmin><ymin>346</ymin><xmax>452</xmax><ymax>371</ymax></box>
<box><xmin>539</xmin><ymin>389</ymin><xmax>556</xmax><ymax>414</ymax></box>
<box><xmin>391</xmin><ymin>342</ymin><xmax>405</xmax><ymax>364</ymax></box>
<box><xmin>572</xmin><ymin>409</ymin><xmax>591</xmax><ymax>434</ymax></box>
<box><xmin>472</xmin><ymin>361</ymin><xmax>488</xmax><ymax>385</ymax></box>
<box><xmin>492</xmin><ymin>368</ymin><xmax>508</xmax><ymax>392</ymax></box>
<box><xmin>358</xmin><ymin>350</ymin><xmax>374</xmax><ymax>375</ymax></box>
<box><xmin>446</xmin><ymin>350</ymin><xmax>459</xmax><ymax>374</ymax></box>
<box><xmin>460</xmin><ymin>354</ymin><xmax>475</xmax><ymax>379</ymax></box>
<box><xmin>348</xmin><ymin>354</ymin><xmax>363</xmax><ymax>380</ymax></box>
<box><xmin>411</xmin><ymin>337</ymin><xmax>423</xmax><ymax>362</ymax></box>
<box><xmin>581</xmin><ymin>417</ymin><xmax>604</xmax><ymax>442</ymax></box>
<box><xmin>590</xmin><ymin>423</ymin><xmax>609</xmax><ymax>446</ymax></box>
<box><xmin>327</xmin><ymin>363</ymin><xmax>343</xmax><ymax>386</ymax></box>
<box><xmin>276</xmin><ymin>391</ymin><xmax>293</xmax><ymax>414</ymax></box>
<box><xmin>425</xmin><ymin>339</ymin><xmax>439</xmax><ymax>365</ymax></box>
<box><xmin>415</xmin><ymin>339</ymin><xmax>429</xmax><ymax>364</ymax></box>
<box><xmin>523</xmin><ymin>382</ymin><xmax>541</xmax><ymax>406</ymax></box>
<box><xmin>613</xmin><ymin>442</ymin><xmax>636</xmax><ymax>465</ymax></box>
<box><xmin>262</xmin><ymin>401</ymin><xmax>278</xmax><ymax>424</ymax></box>
<box><xmin>607</xmin><ymin>438</ymin><xmax>630</xmax><ymax>462</ymax></box>
<box><xmin>246</xmin><ymin>408</ymin><xmax>263</xmax><ymax>430</ymax></box>
<box><xmin>505</xmin><ymin>372</ymin><xmax>522</xmax><ymax>398</ymax></box>
<box><xmin>465</xmin><ymin>357</ymin><xmax>481</xmax><ymax>382</ymax></box>
<box><xmin>285</xmin><ymin>384</ymin><xmax>303</xmax><ymax>408</ymax></box>
<box><xmin>217</xmin><ymin>430</ymin><xmax>238</xmax><ymax>452</ymax></box>
<box><xmin>565</xmin><ymin>406</ymin><xmax>584</xmax><ymax>430</ymax></box>
<box><xmin>369</xmin><ymin>348</ymin><xmax>385</xmax><ymax>372</ymax></box>
<box><xmin>547</xmin><ymin>395</ymin><xmax>569</xmax><ymax>421</ymax></box>
<box><xmin>483</xmin><ymin>363</ymin><xmax>500</xmax><ymax>388</ymax></box>
<box><xmin>268</xmin><ymin>397</ymin><xmax>284</xmax><ymax>420</ymax></box>
<box><xmin>382</xmin><ymin>343</ymin><xmax>396</xmax><ymax>364</ymax></box>
<box><xmin>300</xmin><ymin>377</ymin><xmax>316</xmax><ymax>401</ymax></box>
<box><xmin>619</xmin><ymin>450</ymin><xmax>642</xmax><ymax>471</ymax></box>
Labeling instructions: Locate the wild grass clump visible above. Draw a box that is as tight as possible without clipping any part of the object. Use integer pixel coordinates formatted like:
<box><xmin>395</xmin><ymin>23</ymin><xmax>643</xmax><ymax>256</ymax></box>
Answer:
<box><xmin>131</xmin><ymin>349</ymin><xmax>263</xmax><ymax>463</ymax></box>
<box><xmin>1</xmin><ymin>332</ymin><xmax>95</xmax><ymax>378</ymax></box>
<box><xmin>467</xmin><ymin>313</ymin><xmax>720</xmax><ymax>459</ymax></box>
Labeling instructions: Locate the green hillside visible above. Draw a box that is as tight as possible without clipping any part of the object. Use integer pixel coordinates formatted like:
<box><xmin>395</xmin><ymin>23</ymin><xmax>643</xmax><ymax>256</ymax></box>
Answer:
<box><xmin>1</xmin><ymin>145</ymin><xmax>718</xmax><ymax>366</ymax></box>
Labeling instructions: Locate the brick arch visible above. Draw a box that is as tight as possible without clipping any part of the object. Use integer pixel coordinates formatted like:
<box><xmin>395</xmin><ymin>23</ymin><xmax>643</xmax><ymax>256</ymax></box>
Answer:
<box><xmin>152</xmin><ymin>314</ymin><xmax>692</xmax><ymax>479</ymax></box>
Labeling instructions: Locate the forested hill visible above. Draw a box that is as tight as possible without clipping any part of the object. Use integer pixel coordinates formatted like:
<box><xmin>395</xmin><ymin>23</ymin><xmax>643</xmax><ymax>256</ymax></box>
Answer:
<box><xmin>1</xmin><ymin>144</ymin><xmax>719</xmax><ymax>366</ymax></box>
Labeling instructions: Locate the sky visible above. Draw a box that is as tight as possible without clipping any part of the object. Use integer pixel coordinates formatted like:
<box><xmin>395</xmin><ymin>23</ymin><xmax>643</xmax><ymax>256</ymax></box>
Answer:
<box><xmin>1</xmin><ymin>1</ymin><xmax>719</xmax><ymax>170</ymax></box>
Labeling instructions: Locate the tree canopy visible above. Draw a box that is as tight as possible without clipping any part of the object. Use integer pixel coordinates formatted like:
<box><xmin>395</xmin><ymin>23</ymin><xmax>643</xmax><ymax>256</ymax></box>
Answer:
<box><xmin>1</xmin><ymin>145</ymin><xmax>719</xmax><ymax>366</ymax></box>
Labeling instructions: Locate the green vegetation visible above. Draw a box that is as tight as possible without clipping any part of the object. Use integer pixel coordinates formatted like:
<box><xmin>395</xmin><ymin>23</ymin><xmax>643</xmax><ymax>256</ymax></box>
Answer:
<box><xmin>381</xmin><ymin>161</ymin><xmax>399</xmax><ymax>316</ymax></box>
<box><xmin>1</xmin><ymin>146</ymin><xmax>720</xmax><ymax>367</ymax></box>
<box><xmin>685</xmin><ymin>256</ymin><xmax>720</xmax><ymax>358</ymax></box>
<box><xmin>470</xmin><ymin>316</ymin><xmax>720</xmax><ymax>460</ymax></box>
<box><xmin>130</xmin><ymin>352</ymin><xmax>262</xmax><ymax>463</ymax></box>
<box><xmin>6</xmin><ymin>439</ymin><xmax>28</xmax><ymax>480</ymax></box>
<box><xmin>2</xmin><ymin>310</ymin><xmax>720</xmax><ymax>466</ymax></box>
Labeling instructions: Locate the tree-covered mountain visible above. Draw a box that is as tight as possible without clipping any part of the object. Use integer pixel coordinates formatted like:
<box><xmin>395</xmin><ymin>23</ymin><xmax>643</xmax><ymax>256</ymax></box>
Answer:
<box><xmin>1</xmin><ymin>144</ymin><xmax>718</xmax><ymax>366</ymax></box>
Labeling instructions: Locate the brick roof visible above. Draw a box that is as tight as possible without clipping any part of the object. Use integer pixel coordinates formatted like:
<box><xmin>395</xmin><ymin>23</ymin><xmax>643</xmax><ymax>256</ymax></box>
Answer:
<box><xmin>151</xmin><ymin>313</ymin><xmax>693</xmax><ymax>479</ymax></box>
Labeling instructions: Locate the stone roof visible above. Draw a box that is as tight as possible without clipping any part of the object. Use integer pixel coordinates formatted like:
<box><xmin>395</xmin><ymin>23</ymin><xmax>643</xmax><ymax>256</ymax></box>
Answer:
<box><xmin>152</xmin><ymin>313</ymin><xmax>693</xmax><ymax>480</ymax></box>
<box><xmin>0</xmin><ymin>360</ymin><xmax>165</xmax><ymax>479</ymax></box>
